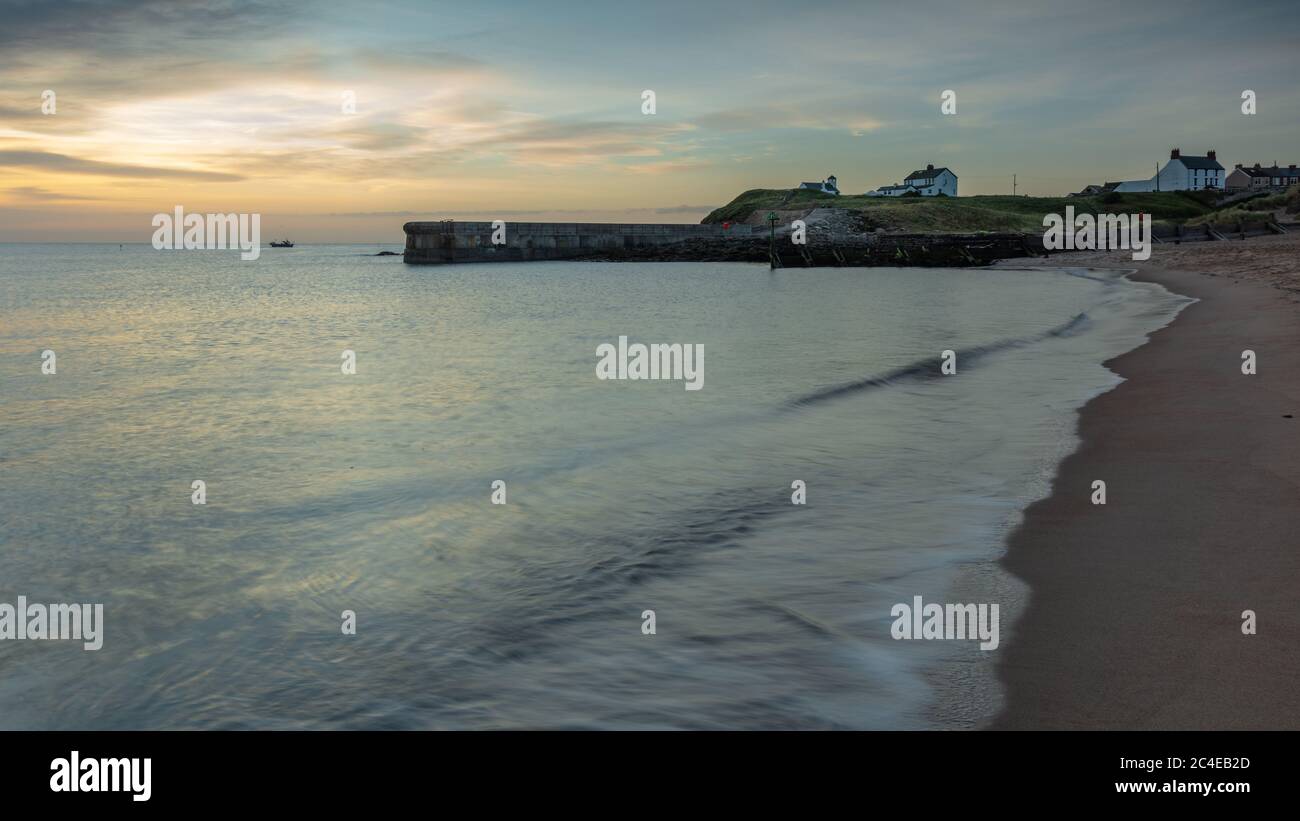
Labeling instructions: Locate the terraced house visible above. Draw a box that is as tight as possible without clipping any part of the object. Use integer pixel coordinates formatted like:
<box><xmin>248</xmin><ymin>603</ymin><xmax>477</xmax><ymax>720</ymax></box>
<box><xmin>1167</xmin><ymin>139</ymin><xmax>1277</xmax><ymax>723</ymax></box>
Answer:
<box><xmin>1226</xmin><ymin>162</ymin><xmax>1300</xmax><ymax>190</ymax></box>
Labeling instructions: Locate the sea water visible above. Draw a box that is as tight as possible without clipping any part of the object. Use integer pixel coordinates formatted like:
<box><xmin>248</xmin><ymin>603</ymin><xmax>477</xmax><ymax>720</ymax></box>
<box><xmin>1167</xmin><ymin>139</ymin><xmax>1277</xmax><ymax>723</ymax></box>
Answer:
<box><xmin>0</xmin><ymin>244</ymin><xmax>1188</xmax><ymax>729</ymax></box>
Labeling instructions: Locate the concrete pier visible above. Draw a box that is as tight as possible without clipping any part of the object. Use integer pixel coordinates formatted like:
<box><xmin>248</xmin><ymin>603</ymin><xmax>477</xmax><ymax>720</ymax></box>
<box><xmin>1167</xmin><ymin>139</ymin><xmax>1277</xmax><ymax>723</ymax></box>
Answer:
<box><xmin>403</xmin><ymin>220</ymin><xmax>756</xmax><ymax>264</ymax></box>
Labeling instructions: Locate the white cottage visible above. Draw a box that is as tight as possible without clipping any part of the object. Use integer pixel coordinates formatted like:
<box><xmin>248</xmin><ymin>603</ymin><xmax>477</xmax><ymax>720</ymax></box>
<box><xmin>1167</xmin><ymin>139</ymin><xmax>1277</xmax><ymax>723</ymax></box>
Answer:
<box><xmin>1113</xmin><ymin>149</ymin><xmax>1225</xmax><ymax>192</ymax></box>
<box><xmin>867</xmin><ymin>164</ymin><xmax>957</xmax><ymax>197</ymax></box>
<box><xmin>798</xmin><ymin>175</ymin><xmax>840</xmax><ymax>195</ymax></box>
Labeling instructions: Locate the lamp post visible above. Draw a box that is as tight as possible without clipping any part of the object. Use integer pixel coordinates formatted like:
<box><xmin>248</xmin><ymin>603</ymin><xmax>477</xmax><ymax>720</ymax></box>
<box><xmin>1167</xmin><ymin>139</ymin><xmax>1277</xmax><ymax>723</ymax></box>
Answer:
<box><xmin>767</xmin><ymin>211</ymin><xmax>778</xmax><ymax>268</ymax></box>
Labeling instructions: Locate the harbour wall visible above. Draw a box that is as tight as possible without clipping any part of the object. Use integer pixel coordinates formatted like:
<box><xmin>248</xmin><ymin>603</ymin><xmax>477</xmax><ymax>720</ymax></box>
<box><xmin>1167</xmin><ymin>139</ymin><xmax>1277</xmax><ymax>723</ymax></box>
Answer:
<box><xmin>403</xmin><ymin>220</ymin><xmax>756</xmax><ymax>264</ymax></box>
<box><xmin>401</xmin><ymin>219</ymin><xmax>1050</xmax><ymax>267</ymax></box>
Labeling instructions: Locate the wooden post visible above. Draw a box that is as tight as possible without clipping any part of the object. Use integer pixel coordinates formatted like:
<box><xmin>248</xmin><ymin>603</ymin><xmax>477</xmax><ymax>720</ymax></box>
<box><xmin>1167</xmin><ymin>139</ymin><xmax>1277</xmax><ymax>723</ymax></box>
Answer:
<box><xmin>767</xmin><ymin>212</ymin><xmax>778</xmax><ymax>270</ymax></box>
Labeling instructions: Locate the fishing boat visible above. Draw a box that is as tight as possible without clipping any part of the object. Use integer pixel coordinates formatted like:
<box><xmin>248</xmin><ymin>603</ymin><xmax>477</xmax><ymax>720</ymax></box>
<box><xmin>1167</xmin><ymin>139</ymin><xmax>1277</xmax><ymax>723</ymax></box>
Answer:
<box><xmin>269</xmin><ymin>239</ymin><xmax>294</xmax><ymax>248</ymax></box>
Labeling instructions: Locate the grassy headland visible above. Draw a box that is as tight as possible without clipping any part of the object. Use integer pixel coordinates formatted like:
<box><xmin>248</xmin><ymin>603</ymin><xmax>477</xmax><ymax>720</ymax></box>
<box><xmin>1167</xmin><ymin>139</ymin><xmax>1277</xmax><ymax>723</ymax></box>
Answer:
<box><xmin>1185</xmin><ymin>186</ymin><xmax>1300</xmax><ymax>226</ymax></box>
<box><xmin>702</xmin><ymin>188</ymin><xmax>1223</xmax><ymax>233</ymax></box>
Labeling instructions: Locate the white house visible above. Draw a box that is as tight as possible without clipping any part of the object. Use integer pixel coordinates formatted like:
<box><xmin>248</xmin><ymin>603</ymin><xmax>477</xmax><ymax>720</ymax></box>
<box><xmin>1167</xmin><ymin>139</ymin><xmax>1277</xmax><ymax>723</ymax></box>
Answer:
<box><xmin>867</xmin><ymin>164</ymin><xmax>957</xmax><ymax>197</ymax></box>
<box><xmin>867</xmin><ymin>183</ymin><xmax>917</xmax><ymax>197</ymax></box>
<box><xmin>1113</xmin><ymin>149</ymin><xmax>1225</xmax><ymax>192</ymax></box>
<box><xmin>798</xmin><ymin>175</ymin><xmax>839</xmax><ymax>195</ymax></box>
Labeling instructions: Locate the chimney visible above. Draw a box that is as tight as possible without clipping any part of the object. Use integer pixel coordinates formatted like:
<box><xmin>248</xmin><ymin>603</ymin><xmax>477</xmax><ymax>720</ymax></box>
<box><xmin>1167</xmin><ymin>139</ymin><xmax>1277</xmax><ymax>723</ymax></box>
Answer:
<box><xmin>1207</xmin><ymin>150</ymin><xmax>1216</xmax><ymax>161</ymax></box>
<box><xmin>1290</xmin><ymin>165</ymin><xmax>1297</xmax><ymax>170</ymax></box>
<box><xmin>1170</xmin><ymin>148</ymin><xmax>1180</xmax><ymax>159</ymax></box>
<box><xmin>1235</xmin><ymin>163</ymin><xmax>1243</xmax><ymax>169</ymax></box>
<box><xmin>1254</xmin><ymin>163</ymin><xmax>1261</xmax><ymax>169</ymax></box>
<box><xmin>925</xmin><ymin>164</ymin><xmax>934</xmax><ymax>171</ymax></box>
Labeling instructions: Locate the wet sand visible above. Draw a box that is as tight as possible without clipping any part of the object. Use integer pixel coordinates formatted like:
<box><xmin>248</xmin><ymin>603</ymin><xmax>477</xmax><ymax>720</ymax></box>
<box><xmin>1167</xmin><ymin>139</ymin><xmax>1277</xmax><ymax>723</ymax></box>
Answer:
<box><xmin>992</xmin><ymin>236</ymin><xmax>1300</xmax><ymax>729</ymax></box>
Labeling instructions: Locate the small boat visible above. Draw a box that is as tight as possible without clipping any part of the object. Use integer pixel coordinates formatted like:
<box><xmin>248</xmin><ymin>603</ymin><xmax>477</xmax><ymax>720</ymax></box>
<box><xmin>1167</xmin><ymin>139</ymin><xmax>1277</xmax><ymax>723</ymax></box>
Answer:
<box><xmin>270</xmin><ymin>239</ymin><xmax>294</xmax><ymax>248</ymax></box>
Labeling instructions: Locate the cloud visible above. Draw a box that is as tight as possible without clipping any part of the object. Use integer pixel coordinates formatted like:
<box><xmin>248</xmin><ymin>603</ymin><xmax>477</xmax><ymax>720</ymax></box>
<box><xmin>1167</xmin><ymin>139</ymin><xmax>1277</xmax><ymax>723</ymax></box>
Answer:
<box><xmin>624</xmin><ymin>160</ymin><xmax>708</xmax><ymax>175</ymax></box>
<box><xmin>458</xmin><ymin>118</ymin><xmax>696</xmax><ymax>167</ymax></box>
<box><xmin>0</xmin><ymin>0</ymin><xmax>294</xmax><ymax>49</ymax></box>
<box><xmin>2</xmin><ymin>185</ymin><xmax>105</xmax><ymax>202</ymax></box>
<box><xmin>654</xmin><ymin>204</ymin><xmax>717</xmax><ymax>213</ymax></box>
<box><xmin>0</xmin><ymin>150</ymin><xmax>244</xmax><ymax>180</ymax></box>
<box><xmin>327</xmin><ymin>121</ymin><xmax>428</xmax><ymax>152</ymax></box>
<box><xmin>319</xmin><ymin>206</ymin><xmax>717</xmax><ymax>218</ymax></box>
<box><xmin>692</xmin><ymin>101</ymin><xmax>887</xmax><ymax>135</ymax></box>
<box><xmin>354</xmin><ymin>48</ymin><xmax>487</xmax><ymax>75</ymax></box>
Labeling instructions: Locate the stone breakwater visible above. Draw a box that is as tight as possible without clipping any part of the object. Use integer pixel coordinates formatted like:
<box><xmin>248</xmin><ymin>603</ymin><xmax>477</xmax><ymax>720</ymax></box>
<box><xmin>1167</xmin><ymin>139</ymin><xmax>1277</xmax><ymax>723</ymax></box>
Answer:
<box><xmin>403</xmin><ymin>220</ymin><xmax>757</xmax><ymax>264</ymax></box>
<box><xmin>402</xmin><ymin>218</ymin><xmax>1048</xmax><ymax>267</ymax></box>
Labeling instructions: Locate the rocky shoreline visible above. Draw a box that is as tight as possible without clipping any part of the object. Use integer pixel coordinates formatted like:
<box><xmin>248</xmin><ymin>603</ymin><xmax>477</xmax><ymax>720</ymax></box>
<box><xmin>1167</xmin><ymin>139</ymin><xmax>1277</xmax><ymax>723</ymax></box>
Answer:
<box><xmin>581</xmin><ymin>229</ymin><xmax>1047</xmax><ymax>267</ymax></box>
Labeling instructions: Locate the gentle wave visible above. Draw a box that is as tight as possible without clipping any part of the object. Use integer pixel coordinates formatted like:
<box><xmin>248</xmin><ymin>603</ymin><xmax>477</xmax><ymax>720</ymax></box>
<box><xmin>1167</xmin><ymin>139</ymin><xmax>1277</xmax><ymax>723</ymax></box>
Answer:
<box><xmin>789</xmin><ymin>311</ymin><xmax>1092</xmax><ymax>408</ymax></box>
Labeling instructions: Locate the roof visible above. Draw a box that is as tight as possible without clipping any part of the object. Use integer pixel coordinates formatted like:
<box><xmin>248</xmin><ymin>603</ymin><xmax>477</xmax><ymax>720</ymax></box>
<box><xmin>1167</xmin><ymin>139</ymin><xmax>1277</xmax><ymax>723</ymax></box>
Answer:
<box><xmin>1173</xmin><ymin>155</ymin><xmax>1224</xmax><ymax>171</ymax></box>
<box><xmin>799</xmin><ymin>181</ymin><xmax>837</xmax><ymax>189</ymax></box>
<box><xmin>876</xmin><ymin>184</ymin><xmax>916</xmax><ymax>191</ymax></box>
<box><xmin>1229</xmin><ymin>165</ymin><xmax>1299</xmax><ymax>178</ymax></box>
<box><xmin>904</xmin><ymin>167</ymin><xmax>954</xmax><ymax>181</ymax></box>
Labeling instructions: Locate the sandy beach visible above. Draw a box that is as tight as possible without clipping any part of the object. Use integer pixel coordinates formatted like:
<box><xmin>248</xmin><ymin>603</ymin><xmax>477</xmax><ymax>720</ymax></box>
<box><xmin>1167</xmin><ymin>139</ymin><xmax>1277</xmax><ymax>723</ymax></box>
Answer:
<box><xmin>991</xmin><ymin>234</ymin><xmax>1300</xmax><ymax>729</ymax></box>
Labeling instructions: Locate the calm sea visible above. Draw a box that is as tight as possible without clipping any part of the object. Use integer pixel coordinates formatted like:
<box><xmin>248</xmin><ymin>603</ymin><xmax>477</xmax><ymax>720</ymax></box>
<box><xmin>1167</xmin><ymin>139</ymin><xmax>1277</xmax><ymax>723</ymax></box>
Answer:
<box><xmin>0</xmin><ymin>243</ymin><xmax>1187</xmax><ymax>729</ymax></box>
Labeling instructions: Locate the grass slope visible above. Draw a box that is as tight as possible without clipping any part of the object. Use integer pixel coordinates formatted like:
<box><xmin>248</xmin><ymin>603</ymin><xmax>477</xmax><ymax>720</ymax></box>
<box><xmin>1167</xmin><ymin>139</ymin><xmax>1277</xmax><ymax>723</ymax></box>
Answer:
<box><xmin>703</xmin><ymin>188</ymin><xmax>1220</xmax><ymax>233</ymax></box>
<box><xmin>1186</xmin><ymin>186</ymin><xmax>1299</xmax><ymax>225</ymax></box>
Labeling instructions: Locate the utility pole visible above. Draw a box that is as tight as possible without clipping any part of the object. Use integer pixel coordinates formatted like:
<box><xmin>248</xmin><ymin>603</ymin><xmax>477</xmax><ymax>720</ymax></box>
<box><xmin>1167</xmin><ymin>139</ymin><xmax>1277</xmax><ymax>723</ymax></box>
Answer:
<box><xmin>1012</xmin><ymin>174</ymin><xmax>1017</xmax><ymax>196</ymax></box>
<box><xmin>1156</xmin><ymin>162</ymin><xmax>1160</xmax><ymax>192</ymax></box>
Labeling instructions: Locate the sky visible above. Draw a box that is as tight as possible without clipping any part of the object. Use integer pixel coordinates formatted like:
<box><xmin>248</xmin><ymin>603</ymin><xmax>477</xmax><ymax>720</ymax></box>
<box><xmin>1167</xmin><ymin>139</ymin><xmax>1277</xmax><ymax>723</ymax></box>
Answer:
<box><xmin>1</xmin><ymin>0</ymin><xmax>1297</xmax><ymax>242</ymax></box>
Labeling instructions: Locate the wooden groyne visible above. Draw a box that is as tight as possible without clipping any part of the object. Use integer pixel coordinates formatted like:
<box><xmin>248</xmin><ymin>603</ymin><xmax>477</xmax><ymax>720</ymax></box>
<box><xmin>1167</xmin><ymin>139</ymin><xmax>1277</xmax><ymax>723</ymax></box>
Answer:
<box><xmin>1152</xmin><ymin>219</ymin><xmax>1287</xmax><ymax>243</ymax></box>
<box><xmin>402</xmin><ymin>219</ymin><xmax>1048</xmax><ymax>267</ymax></box>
